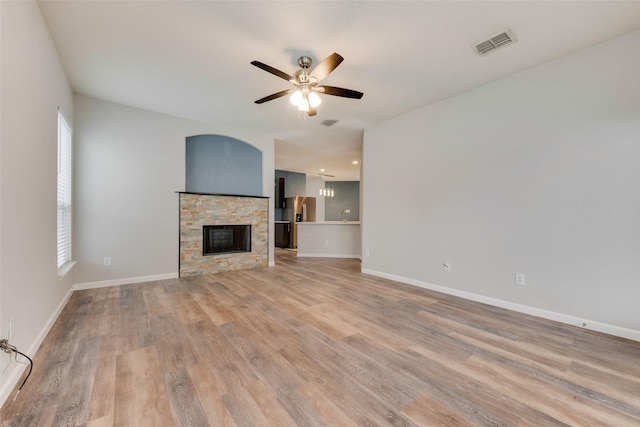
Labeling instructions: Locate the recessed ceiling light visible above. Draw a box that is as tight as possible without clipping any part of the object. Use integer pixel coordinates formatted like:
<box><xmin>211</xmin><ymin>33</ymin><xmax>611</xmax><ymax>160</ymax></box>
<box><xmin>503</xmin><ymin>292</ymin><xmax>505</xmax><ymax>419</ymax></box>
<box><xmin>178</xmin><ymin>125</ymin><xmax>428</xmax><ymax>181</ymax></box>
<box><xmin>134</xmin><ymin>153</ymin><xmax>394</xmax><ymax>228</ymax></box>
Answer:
<box><xmin>320</xmin><ymin>168</ymin><xmax>325</xmax><ymax>172</ymax></box>
<box><xmin>352</xmin><ymin>161</ymin><xmax>359</xmax><ymax>165</ymax></box>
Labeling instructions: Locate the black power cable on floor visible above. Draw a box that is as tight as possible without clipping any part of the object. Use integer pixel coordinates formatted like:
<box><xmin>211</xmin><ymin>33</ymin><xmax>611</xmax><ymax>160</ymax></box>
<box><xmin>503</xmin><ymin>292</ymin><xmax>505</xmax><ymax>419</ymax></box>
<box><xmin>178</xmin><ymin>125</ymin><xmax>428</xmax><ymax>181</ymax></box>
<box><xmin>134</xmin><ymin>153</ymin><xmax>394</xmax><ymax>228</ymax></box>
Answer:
<box><xmin>12</xmin><ymin>349</ymin><xmax>33</xmax><ymax>400</ymax></box>
<box><xmin>0</xmin><ymin>339</ymin><xmax>34</xmax><ymax>401</ymax></box>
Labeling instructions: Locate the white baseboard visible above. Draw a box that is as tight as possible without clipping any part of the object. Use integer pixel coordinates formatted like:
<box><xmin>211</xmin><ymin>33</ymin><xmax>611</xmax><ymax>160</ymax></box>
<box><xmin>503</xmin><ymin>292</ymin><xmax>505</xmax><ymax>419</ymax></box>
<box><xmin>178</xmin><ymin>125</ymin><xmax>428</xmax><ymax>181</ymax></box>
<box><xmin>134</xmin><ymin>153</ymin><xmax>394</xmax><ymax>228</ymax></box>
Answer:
<box><xmin>362</xmin><ymin>268</ymin><xmax>640</xmax><ymax>343</ymax></box>
<box><xmin>74</xmin><ymin>273</ymin><xmax>179</xmax><ymax>291</ymax></box>
<box><xmin>297</xmin><ymin>253</ymin><xmax>361</xmax><ymax>259</ymax></box>
<box><xmin>0</xmin><ymin>287</ymin><xmax>74</xmax><ymax>407</ymax></box>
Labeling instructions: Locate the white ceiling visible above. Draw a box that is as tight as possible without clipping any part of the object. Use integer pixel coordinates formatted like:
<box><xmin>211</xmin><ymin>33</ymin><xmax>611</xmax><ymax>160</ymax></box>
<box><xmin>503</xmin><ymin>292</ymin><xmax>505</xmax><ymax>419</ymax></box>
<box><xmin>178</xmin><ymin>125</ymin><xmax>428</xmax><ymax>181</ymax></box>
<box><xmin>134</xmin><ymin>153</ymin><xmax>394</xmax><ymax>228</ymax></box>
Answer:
<box><xmin>38</xmin><ymin>1</ymin><xmax>640</xmax><ymax>181</ymax></box>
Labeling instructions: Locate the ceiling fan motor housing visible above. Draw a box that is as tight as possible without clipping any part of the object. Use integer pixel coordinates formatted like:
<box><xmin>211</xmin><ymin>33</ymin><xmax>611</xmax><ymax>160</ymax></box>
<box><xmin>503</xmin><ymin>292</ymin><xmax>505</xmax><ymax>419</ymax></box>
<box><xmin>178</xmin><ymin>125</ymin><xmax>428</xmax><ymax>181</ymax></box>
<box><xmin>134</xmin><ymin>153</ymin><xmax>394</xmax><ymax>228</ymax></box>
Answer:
<box><xmin>298</xmin><ymin>56</ymin><xmax>313</xmax><ymax>68</ymax></box>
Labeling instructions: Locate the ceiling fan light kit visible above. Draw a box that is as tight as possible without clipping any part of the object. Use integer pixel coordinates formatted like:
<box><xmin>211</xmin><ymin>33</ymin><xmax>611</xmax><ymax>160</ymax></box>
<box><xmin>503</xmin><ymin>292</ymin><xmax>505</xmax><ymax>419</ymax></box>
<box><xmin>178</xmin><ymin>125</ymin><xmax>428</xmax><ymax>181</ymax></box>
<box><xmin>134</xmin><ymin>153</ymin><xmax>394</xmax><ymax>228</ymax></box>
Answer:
<box><xmin>251</xmin><ymin>52</ymin><xmax>363</xmax><ymax>117</ymax></box>
<box><xmin>290</xmin><ymin>90</ymin><xmax>317</xmax><ymax>111</ymax></box>
<box><xmin>290</xmin><ymin>90</ymin><xmax>303</xmax><ymax>106</ymax></box>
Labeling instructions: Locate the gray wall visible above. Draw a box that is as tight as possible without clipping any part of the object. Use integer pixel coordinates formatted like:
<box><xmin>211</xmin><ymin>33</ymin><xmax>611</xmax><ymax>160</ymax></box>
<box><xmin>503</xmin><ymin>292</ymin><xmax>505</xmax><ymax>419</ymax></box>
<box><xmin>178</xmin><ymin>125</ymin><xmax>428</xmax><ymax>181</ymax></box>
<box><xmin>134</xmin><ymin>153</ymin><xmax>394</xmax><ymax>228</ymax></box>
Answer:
<box><xmin>0</xmin><ymin>1</ymin><xmax>74</xmax><ymax>404</ymax></box>
<box><xmin>325</xmin><ymin>181</ymin><xmax>360</xmax><ymax>221</ymax></box>
<box><xmin>362</xmin><ymin>29</ymin><xmax>640</xmax><ymax>337</ymax></box>
<box><xmin>186</xmin><ymin>134</ymin><xmax>262</xmax><ymax>196</ymax></box>
<box><xmin>73</xmin><ymin>94</ymin><xmax>275</xmax><ymax>285</ymax></box>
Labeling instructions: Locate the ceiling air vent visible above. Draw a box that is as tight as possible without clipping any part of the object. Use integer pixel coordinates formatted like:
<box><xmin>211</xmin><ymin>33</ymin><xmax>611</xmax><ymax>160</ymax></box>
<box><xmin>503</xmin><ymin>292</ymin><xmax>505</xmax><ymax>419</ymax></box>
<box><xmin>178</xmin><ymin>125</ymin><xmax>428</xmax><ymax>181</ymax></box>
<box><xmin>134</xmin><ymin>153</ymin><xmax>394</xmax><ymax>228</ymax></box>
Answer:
<box><xmin>474</xmin><ymin>29</ymin><xmax>517</xmax><ymax>56</ymax></box>
<box><xmin>321</xmin><ymin>119</ymin><xmax>339</xmax><ymax>127</ymax></box>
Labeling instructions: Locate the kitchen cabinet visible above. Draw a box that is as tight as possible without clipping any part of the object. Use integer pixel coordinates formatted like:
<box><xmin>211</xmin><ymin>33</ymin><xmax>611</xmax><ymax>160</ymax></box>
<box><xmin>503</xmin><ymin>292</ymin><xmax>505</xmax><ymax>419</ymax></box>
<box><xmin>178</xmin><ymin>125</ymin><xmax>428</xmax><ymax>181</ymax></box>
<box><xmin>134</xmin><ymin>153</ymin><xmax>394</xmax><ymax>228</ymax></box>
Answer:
<box><xmin>275</xmin><ymin>221</ymin><xmax>291</xmax><ymax>248</ymax></box>
<box><xmin>276</xmin><ymin>177</ymin><xmax>286</xmax><ymax>208</ymax></box>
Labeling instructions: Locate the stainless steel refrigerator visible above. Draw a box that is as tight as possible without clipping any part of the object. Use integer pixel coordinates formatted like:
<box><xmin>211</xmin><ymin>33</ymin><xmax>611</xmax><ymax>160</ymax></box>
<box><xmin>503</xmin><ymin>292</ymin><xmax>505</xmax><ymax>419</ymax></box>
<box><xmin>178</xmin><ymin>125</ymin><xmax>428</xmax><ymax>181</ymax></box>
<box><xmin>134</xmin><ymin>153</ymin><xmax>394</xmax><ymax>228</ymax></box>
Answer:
<box><xmin>283</xmin><ymin>197</ymin><xmax>316</xmax><ymax>248</ymax></box>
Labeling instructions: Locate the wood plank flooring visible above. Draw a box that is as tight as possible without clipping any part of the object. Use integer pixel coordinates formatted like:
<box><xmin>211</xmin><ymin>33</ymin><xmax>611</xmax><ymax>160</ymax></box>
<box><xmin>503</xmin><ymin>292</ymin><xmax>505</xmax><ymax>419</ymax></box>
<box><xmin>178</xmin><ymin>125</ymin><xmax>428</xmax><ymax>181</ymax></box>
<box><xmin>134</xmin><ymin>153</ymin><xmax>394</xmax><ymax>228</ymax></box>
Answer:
<box><xmin>2</xmin><ymin>249</ymin><xmax>639</xmax><ymax>426</ymax></box>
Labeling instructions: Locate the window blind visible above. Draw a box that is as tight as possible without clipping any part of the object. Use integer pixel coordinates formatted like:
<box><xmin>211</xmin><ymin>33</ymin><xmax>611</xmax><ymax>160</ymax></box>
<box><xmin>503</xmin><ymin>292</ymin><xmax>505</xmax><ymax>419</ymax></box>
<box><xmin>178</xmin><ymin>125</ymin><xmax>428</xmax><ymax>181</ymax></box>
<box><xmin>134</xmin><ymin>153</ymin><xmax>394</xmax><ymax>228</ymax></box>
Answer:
<box><xmin>57</xmin><ymin>110</ymin><xmax>72</xmax><ymax>269</ymax></box>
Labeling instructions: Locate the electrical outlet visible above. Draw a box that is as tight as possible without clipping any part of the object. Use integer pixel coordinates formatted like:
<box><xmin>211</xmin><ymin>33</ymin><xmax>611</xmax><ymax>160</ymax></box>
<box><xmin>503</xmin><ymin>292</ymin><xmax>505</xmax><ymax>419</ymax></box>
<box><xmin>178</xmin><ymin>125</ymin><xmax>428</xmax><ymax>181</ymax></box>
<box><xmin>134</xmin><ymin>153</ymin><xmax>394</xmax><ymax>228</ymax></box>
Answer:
<box><xmin>365</xmin><ymin>249</ymin><xmax>370</xmax><ymax>258</ymax></box>
<box><xmin>443</xmin><ymin>262</ymin><xmax>452</xmax><ymax>272</ymax></box>
<box><xmin>515</xmin><ymin>272</ymin><xmax>526</xmax><ymax>286</ymax></box>
<box><xmin>325</xmin><ymin>240</ymin><xmax>330</xmax><ymax>246</ymax></box>
<box><xmin>104</xmin><ymin>257</ymin><xmax>112</xmax><ymax>266</ymax></box>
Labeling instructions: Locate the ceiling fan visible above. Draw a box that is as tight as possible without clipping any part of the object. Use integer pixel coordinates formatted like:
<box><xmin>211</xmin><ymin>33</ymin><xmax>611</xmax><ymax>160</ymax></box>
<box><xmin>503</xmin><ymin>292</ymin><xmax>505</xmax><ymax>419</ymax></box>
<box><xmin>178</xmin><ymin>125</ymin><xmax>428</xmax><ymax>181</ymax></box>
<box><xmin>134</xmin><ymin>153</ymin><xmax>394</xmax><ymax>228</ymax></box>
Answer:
<box><xmin>251</xmin><ymin>52</ymin><xmax>363</xmax><ymax>117</ymax></box>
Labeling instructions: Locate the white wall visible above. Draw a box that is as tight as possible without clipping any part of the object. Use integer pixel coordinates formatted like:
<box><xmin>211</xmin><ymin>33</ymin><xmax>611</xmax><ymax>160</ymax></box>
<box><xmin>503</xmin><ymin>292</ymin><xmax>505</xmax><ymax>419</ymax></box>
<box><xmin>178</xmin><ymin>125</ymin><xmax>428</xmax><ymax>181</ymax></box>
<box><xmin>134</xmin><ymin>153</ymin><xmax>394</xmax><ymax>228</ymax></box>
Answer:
<box><xmin>0</xmin><ymin>0</ymin><xmax>74</xmax><ymax>405</ymax></box>
<box><xmin>73</xmin><ymin>95</ymin><xmax>275</xmax><ymax>286</ymax></box>
<box><xmin>362</xmin><ymin>30</ymin><xmax>640</xmax><ymax>339</ymax></box>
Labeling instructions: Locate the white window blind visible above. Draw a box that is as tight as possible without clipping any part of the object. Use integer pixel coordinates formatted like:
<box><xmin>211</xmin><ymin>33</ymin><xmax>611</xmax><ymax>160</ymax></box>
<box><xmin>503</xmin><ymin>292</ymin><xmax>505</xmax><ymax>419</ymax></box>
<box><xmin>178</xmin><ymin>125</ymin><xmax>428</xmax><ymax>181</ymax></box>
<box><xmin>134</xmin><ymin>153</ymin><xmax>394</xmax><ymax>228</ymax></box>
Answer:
<box><xmin>57</xmin><ymin>110</ymin><xmax>73</xmax><ymax>269</ymax></box>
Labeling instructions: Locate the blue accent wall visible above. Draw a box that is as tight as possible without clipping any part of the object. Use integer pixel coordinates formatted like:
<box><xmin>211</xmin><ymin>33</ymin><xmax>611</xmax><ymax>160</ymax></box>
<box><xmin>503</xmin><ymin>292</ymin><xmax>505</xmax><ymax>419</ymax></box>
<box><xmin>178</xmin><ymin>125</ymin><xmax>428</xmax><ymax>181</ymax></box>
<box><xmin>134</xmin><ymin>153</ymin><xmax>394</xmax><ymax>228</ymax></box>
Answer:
<box><xmin>186</xmin><ymin>135</ymin><xmax>262</xmax><ymax>196</ymax></box>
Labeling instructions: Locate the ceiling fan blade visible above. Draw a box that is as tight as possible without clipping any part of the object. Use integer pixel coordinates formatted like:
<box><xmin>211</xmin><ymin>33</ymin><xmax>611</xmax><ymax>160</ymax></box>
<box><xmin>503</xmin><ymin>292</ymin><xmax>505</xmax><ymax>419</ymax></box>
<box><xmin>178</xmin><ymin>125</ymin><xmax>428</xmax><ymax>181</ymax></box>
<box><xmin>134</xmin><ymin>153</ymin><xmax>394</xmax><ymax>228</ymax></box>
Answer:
<box><xmin>317</xmin><ymin>85</ymin><xmax>363</xmax><ymax>99</ymax></box>
<box><xmin>255</xmin><ymin>89</ymin><xmax>294</xmax><ymax>104</ymax></box>
<box><xmin>310</xmin><ymin>53</ymin><xmax>344</xmax><ymax>82</ymax></box>
<box><xmin>250</xmin><ymin>61</ymin><xmax>293</xmax><ymax>82</ymax></box>
<box><xmin>308</xmin><ymin>107</ymin><xmax>317</xmax><ymax>117</ymax></box>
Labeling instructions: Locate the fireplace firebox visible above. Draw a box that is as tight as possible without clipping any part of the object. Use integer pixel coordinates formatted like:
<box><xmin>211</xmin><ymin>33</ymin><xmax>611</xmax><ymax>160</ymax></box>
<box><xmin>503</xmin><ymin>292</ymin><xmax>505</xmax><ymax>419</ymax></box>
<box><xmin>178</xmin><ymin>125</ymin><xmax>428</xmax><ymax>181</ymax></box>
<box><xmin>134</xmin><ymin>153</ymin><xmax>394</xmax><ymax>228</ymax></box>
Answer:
<box><xmin>202</xmin><ymin>225</ymin><xmax>251</xmax><ymax>255</ymax></box>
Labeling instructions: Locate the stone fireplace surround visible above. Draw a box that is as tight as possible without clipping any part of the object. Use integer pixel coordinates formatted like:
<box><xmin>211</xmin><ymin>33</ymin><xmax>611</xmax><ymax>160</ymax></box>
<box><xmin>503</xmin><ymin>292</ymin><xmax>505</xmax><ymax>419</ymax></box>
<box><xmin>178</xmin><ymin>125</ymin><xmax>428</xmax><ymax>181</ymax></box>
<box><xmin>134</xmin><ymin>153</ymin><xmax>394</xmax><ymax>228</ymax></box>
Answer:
<box><xmin>178</xmin><ymin>192</ymin><xmax>269</xmax><ymax>277</ymax></box>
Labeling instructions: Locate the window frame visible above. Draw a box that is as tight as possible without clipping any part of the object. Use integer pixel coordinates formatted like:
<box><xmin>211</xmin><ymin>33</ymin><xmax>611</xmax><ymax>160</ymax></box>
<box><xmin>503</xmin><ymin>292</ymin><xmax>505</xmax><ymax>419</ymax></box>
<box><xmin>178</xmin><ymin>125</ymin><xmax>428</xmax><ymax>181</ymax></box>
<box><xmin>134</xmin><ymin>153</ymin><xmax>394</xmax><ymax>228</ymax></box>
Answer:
<box><xmin>57</xmin><ymin>109</ymin><xmax>73</xmax><ymax>272</ymax></box>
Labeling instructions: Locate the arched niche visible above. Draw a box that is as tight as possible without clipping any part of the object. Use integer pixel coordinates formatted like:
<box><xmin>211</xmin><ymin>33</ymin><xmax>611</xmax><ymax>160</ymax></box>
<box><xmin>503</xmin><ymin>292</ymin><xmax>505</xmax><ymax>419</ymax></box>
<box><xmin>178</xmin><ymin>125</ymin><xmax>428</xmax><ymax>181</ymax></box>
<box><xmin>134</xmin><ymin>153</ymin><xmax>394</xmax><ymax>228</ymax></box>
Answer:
<box><xmin>186</xmin><ymin>134</ymin><xmax>263</xmax><ymax>196</ymax></box>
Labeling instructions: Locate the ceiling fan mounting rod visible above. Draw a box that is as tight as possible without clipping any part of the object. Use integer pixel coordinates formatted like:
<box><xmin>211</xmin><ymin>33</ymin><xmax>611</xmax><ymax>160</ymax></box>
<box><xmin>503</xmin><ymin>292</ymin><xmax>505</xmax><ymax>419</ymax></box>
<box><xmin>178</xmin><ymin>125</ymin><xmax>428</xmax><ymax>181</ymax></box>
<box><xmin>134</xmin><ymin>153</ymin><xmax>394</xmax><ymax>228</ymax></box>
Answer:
<box><xmin>294</xmin><ymin>56</ymin><xmax>313</xmax><ymax>84</ymax></box>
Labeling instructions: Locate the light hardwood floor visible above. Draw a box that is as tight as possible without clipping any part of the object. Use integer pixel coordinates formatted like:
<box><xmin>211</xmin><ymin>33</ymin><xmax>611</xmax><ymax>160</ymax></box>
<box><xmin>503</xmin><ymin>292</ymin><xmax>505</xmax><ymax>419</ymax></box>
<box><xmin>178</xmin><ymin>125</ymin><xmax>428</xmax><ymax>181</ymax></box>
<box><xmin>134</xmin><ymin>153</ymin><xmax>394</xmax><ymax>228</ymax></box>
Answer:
<box><xmin>2</xmin><ymin>249</ymin><xmax>639</xmax><ymax>426</ymax></box>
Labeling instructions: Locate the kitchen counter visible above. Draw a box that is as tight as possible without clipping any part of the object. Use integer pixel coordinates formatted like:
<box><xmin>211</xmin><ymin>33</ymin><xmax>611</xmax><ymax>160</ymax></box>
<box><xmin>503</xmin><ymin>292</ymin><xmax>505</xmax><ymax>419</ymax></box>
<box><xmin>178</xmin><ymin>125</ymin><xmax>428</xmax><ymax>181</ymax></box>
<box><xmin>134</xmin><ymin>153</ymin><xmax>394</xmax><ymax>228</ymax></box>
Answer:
<box><xmin>296</xmin><ymin>221</ymin><xmax>361</xmax><ymax>258</ymax></box>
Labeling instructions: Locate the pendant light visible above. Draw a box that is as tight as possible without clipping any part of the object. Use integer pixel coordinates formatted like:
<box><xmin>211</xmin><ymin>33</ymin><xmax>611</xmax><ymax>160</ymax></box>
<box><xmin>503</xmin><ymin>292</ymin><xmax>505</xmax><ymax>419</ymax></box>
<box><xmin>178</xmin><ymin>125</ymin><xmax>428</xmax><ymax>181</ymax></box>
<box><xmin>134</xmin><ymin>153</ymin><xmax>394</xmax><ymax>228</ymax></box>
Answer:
<box><xmin>318</xmin><ymin>181</ymin><xmax>334</xmax><ymax>197</ymax></box>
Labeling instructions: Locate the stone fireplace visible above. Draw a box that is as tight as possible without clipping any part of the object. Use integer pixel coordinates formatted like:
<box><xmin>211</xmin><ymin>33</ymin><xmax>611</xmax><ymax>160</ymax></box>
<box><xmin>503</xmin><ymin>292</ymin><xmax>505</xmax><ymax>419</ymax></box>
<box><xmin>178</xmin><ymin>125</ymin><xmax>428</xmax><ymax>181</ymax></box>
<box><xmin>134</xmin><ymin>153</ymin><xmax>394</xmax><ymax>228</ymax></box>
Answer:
<box><xmin>178</xmin><ymin>192</ymin><xmax>268</xmax><ymax>277</ymax></box>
